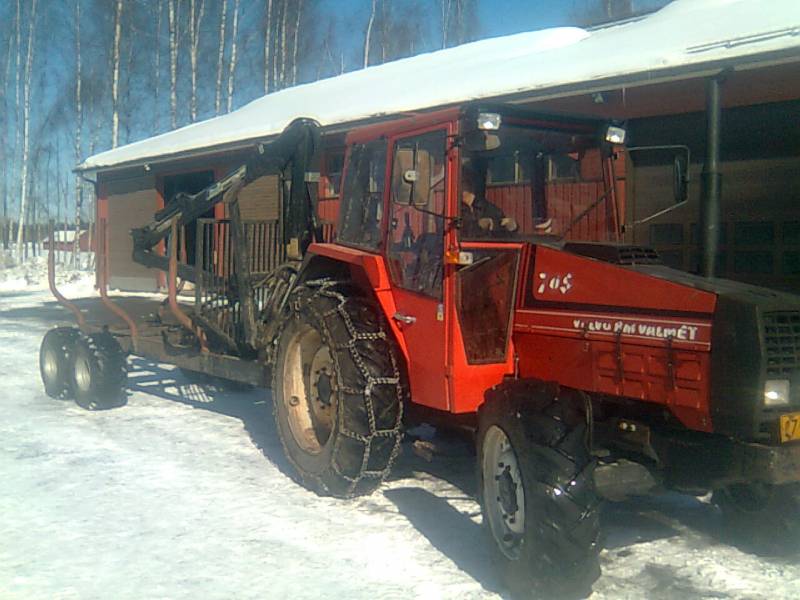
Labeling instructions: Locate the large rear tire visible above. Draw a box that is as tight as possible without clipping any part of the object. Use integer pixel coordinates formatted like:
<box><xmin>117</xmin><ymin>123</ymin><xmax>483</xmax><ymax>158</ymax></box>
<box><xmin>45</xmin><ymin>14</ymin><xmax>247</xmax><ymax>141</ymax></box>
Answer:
<box><xmin>713</xmin><ymin>483</ymin><xmax>800</xmax><ymax>556</ymax></box>
<box><xmin>40</xmin><ymin>327</ymin><xmax>81</xmax><ymax>399</ymax></box>
<box><xmin>477</xmin><ymin>382</ymin><xmax>601</xmax><ymax>599</ymax></box>
<box><xmin>272</xmin><ymin>279</ymin><xmax>404</xmax><ymax>498</ymax></box>
<box><xmin>70</xmin><ymin>331</ymin><xmax>128</xmax><ymax>410</ymax></box>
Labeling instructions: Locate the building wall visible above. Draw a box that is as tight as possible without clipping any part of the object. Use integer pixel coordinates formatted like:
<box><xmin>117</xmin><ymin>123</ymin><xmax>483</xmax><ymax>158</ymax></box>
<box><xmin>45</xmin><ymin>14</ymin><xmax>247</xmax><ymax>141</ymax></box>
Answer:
<box><xmin>103</xmin><ymin>176</ymin><xmax>159</xmax><ymax>291</ymax></box>
<box><xmin>629</xmin><ymin>157</ymin><xmax>800</xmax><ymax>293</ymax></box>
<box><xmin>238</xmin><ymin>175</ymin><xmax>280</xmax><ymax>221</ymax></box>
<box><xmin>626</xmin><ymin>100</ymin><xmax>800</xmax><ymax>294</ymax></box>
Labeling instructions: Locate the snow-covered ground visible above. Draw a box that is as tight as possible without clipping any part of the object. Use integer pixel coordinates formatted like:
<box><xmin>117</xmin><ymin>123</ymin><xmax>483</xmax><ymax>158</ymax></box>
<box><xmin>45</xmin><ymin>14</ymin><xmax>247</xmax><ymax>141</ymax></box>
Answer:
<box><xmin>1</xmin><ymin>276</ymin><xmax>799</xmax><ymax>599</ymax></box>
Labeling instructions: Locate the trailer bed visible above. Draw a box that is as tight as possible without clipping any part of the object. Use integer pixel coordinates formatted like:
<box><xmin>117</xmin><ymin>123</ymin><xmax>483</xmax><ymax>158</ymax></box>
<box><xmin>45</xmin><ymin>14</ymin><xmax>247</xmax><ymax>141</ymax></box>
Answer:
<box><xmin>74</xmin><ymin>294</ymin><xmax>268</xmax><ymax>387</ymax></box>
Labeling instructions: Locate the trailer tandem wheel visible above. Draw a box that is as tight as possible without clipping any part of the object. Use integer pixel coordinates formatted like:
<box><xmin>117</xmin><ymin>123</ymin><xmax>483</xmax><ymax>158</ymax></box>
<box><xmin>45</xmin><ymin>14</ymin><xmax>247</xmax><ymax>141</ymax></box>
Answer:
<box><xmin>39</xmin><ymin>327</ymin><xmax>81</xmax><ymax>399</ymax></box>
<box><xmin>477</xmin><ymin>384</ymin><xmax>601</xmax><ymax>599</ymax></box>
<box><xmin>70</xmin><ymin>331</ymin><xmax>128</xmax><ymax>410</ymax></box>
<box><xmin>272</xmin><ymin>279</ymin><xmax>404</xmax><ymax>498</ymax></box>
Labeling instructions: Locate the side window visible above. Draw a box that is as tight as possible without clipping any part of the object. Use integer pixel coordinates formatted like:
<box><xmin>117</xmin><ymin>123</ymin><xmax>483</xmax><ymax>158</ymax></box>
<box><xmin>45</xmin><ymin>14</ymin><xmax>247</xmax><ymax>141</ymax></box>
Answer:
<box><xmin>337</xmin><ymin>140</ymin><xmax>387</xmax><ymax>249</ymax></box>
<box><xmin>387</xmin><ymin>130</ymin><xmax>447</xmax><ymax>299</ymax></box>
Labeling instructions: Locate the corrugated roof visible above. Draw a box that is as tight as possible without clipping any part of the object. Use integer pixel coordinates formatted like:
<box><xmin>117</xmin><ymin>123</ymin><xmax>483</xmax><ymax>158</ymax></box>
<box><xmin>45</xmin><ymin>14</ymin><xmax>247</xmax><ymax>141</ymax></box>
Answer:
<box><xmin>79</xmin><ymin>0</ymin><xmax>800</xmax><ymax>172</ymax></box>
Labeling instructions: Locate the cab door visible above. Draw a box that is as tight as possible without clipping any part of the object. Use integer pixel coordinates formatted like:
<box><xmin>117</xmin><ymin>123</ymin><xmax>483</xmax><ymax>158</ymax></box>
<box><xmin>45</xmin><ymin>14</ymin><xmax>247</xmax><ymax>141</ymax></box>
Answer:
<box><xmin>385</xmin><ymin>127</ymin><xmax>452</xmax><ymax>411</ymax></box>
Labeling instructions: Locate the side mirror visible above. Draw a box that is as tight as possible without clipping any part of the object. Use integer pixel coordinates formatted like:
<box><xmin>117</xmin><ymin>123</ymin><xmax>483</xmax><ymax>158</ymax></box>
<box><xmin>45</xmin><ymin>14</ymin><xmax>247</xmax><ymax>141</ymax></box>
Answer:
<box><xmin>673</xmin><ymin>154</ymin><xmax>689</xmax><ymax>204</ymax></box>
<box><xmin>463</xmin><ymin>130</ymin><xmax>501</xmax><ymax>152</ymax></box>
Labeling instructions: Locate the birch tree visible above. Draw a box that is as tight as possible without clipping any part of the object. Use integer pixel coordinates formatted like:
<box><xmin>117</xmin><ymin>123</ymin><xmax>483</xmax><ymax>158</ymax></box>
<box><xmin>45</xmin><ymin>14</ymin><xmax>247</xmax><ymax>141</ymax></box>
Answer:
<box><xmin>215</xmin><ymin>0</ymin><xmax>227</xmax><ymax>114</ymax></box>
<box><xmin>188</xmin><ymin>0</ymin><xmax>205</xmax><ymax>122</ymax></box>
<box><xmin>441</xmin><ymin>0</ymin><xmax>476</xmax><ymax>48</ymax></box>
<box><xmin>1</xmin><ymin>6</ymin><xmax>16</xmax><ymax>247</ymax></box>
<box><xmin>363</xmin><ymin>0</ymin><xmax>376</xmax><ymax>68</ymax></box>
<box><xmin>16</xmin><ymin>0</ymin><xmax>37</xmax><ymax>256</ymax></box>
<box><xmin>11</xmin><ymin>0</ymin><xmax>21</xmax><ymax>244</ymax></box>
<box><xmin>110</xmin><ymin>0</ymin><xmax>122</xmax><ymax>148</ymax></box>
<box><xmin>154</xmin><ymin>0</ymin><xmax>162</xmax><ymax>132</ymax></box>
<box><xmin>226</xmin><ymin>0</ymin><xmax>241</xmax><ymax>113</ymax></box>
<box><xmin>291</xmin><ymin>0</ymin><xmax>303</xmax><ymax>85</ymax></box>
<box><xmin>278</xmin><ymin>0</ymin><xmax>288</xmax><ymax>88</ymax></box>
<box><xmin>168</xmin><ymin>0</ymin><xmax>180</xmax><ymax>128</ymax></box>
<box><xmin>73</xmin><ymin>0</ymin><xmax>83</xmax><ymax>263</ymax></box>
<box><xmin>263</xmin><ymin>0</ymin><xmax>273</xmax><ymax>93</ymax></box>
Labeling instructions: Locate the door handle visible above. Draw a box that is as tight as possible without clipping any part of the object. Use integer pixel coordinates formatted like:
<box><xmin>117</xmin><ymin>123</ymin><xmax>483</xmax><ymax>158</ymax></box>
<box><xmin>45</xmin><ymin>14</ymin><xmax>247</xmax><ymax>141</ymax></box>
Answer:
<box><xmin>393</xmin><ymin>312</ymin><xmax>417</xmax><ymax>325</ymax></box>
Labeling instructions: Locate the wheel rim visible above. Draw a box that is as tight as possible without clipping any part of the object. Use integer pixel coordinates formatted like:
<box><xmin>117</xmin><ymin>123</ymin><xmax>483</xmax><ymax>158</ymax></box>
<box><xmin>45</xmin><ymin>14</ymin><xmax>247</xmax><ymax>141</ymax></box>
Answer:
<box><xmin>482</xmin><ymin>425</ymin><xmax>526</xmax><ymax>560</ymax></box>
<box><xmin>74</xmin><ymin>355</ymin><xmax>92</xmax><ymax>393</ymax></box>
<box><xmin>42</xmin><ymin>348</ymin><xmax>59</xmax><ymax>383</ymax></box>
<box><xmin>281</xmin><ymin>324</ymin><xmax>337</xmax><ymax>454</ymax></box>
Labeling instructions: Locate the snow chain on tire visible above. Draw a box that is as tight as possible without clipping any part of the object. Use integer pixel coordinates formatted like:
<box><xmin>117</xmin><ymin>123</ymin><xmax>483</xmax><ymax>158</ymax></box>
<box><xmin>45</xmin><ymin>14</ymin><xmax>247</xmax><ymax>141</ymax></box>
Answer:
<box><xmin>272</xmin><ymin>278</ymin><xmax>405</xmax><ymax>498</ymax></box>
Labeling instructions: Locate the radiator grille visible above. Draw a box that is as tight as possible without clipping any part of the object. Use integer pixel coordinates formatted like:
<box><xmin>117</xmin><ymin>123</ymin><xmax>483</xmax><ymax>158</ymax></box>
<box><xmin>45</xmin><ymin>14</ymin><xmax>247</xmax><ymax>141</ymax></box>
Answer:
<box><xmin>617</xmin><ymin>246</ymin><xmax>662</xmax><ymax>265</ymax></box>
<box><xmin>763</xmin><ymin>312</ymin><xmax>800</xmax><ymax>376</ymax></box>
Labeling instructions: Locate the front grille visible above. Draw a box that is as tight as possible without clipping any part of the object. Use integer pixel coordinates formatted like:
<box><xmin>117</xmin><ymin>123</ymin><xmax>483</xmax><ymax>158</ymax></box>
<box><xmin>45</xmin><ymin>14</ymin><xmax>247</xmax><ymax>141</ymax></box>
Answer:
<box><xmin>617</xmin><ymin>246</ymin><xmax>662</xmax><ymax>265</ymax></box>
<box><xmin>763</xmin><ymin>312</ymin><xmax>800</xmax><ymax>376</ymax></box>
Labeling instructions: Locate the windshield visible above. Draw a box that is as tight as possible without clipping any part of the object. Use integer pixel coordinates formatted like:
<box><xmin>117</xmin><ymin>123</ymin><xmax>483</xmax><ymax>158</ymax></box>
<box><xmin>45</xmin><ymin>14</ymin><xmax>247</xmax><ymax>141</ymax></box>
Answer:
<box><xmin>460</xmin><ymin>125</ymin><xmax>620</xmax><ymax>242</ymax></box>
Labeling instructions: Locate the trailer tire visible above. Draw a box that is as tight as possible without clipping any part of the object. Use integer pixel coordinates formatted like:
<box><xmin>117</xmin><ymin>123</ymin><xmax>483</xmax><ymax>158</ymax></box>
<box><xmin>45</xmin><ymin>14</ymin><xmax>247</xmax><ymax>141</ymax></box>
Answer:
<box><xmin>272</xmin><ymin>278</ymin><xmax>404</xmax><ymax>498</ymax></box>
<box><xmin>478</xmin><ymin>382</ymin><xmax>601</xmax><ymax>599</ymax></box>
<box><xmin>70</xmin><ymin>331</ymin><xmax>128</xmax><ymax>410</ymax></box>
<box><xmin>40</xmin><ymin>327</ymin><xmax>81</xmax><ymax>399</ymax></box>
<box><xmin>713</xmin><ymin>483</ymin><xmax>800</xmax><ymax>556</ymax></box>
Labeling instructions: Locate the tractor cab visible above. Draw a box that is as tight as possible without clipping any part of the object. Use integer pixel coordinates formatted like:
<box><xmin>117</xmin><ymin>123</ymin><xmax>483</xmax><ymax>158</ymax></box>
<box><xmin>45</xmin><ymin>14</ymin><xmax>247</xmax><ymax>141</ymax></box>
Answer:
<box><xmin>330</xmin><ymin>105</ymin><xmax>626</xmax><ymax>415</ymax></box>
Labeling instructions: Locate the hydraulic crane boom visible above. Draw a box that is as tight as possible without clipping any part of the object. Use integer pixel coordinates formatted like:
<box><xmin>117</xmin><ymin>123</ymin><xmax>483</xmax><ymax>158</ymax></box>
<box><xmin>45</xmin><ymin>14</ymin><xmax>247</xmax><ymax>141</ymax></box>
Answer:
<box><xmin>130</xmin><ymin>118</ymin><xmax>320</xmax><ymax>279</ymax></box>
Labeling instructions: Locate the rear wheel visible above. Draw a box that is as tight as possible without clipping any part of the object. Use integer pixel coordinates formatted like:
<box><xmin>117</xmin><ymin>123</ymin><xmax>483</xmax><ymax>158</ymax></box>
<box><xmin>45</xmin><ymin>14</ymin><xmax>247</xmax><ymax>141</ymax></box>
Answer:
<box><xmin>714</xmin><ymin>483</ymin><xmax>800</xmax><ymax>556</ymax></box>
<box><xmin>477</xmin><ymin>383</ymin><xmax>601</xmax><ymax>599</ymax></box>
<box><xmin>70</xmin><ymin>332</ymin><xmax>128</xmax><ymax>410</ymax></box>
<box><xmin>272</xmin><ymin>279</ymin><xmax>404</xmax><ymax>498</ymax></box>
<box><xmin>39</xmin><ymin>327</ymin><xmax>80</xmax><ymax>399</ymax></box>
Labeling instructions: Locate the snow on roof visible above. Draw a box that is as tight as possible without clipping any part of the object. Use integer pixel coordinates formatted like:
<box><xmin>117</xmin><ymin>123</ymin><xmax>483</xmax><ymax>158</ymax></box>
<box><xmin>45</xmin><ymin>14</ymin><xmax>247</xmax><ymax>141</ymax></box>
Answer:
<box><xmin>80</xmin><ymin>0</ymin><xmax>800</xmax><ymax>172</ymax></box>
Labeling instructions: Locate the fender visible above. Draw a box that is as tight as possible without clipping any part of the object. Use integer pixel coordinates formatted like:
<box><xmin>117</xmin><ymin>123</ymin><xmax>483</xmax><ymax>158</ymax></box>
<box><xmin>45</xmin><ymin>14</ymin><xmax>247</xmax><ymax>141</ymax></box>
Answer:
<box><xmin>304</xmin><ymin>243</ymin><xmax>410</xmax><ymax>363</ymax></box>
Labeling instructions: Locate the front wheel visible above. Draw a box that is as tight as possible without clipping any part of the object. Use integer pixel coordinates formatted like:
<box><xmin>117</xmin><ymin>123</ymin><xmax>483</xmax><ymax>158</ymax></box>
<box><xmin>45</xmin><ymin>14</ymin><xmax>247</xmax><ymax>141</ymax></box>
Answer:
<box><xmin>272</xmin><ymin>279</ymin><xmax>404</xmax><ymax>498</ymax></box>
<box><xmin>713</xmin><ymin>483</ymin><xmax>800</xmax><ymax>556</ymax></box>
<box><xmin>478</xmin><ymin>383</ymin><xmax>601</xmax><ymax>599</ymax></box>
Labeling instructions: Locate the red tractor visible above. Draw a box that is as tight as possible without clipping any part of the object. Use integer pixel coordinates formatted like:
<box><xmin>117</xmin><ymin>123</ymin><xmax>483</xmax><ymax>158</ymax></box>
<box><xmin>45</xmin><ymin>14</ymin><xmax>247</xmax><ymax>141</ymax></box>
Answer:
<box><xmin>42</xmin><ymin>104</ymin><xmax>800</xmax><ymax>598</ymax></box>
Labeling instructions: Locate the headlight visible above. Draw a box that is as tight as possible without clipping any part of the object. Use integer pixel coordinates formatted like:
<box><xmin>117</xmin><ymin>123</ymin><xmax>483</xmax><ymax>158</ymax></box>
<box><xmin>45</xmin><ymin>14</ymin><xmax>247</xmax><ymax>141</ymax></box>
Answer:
<box><xmin>764</xmin><ymin>379</ymin><xmax>790</xmax><ymax>407</ymax></box>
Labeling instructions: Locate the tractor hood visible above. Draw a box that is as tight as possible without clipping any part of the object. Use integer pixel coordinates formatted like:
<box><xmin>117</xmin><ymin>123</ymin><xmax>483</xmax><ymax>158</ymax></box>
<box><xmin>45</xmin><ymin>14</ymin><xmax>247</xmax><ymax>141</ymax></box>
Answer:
<box><xmin>518</xmin><ymin>242</ymin><xmax>800</xmax><ymax>441</ymax></box>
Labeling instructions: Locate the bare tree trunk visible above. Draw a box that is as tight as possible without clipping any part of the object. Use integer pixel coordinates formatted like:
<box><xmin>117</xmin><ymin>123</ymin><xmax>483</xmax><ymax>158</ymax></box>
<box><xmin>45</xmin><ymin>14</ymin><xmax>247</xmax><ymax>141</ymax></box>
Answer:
<box><xmin>15</xmin><ymin>0</ymin><xmax>37</xmax><ymax>258</ymax></box>
<box><xmin>11</xmin><ymin>0</ymin><xmax>22</xmax><ymax>244</ymax></box>
<box><xmin>279</xmin><ymin>0</ymin><xmax>288</xmax><ymax>89</ymax></box>
<box><xmin>168</xmin><ymin>0</ymin><xmax>179</xmax><ymax>128</ymax></box>
<box><xmin>189</xmin><ymin>0</ymin><xmax>205</xmax><ymax>122</ymax></box>
<box><xmin>1</xmin><ymin>6</ymin><xmax>16</xmax><ymax>249</ymax></box>
<box><xmin>111</xmin><ymin>0</ymin><xmax>122</xmax><ymax>148</ymax></box>
<box><xmin>215</xmin><ymin>0</ymin><xmax>227</xmax><ymax>114</ymax></box>
<box><xmin>73</xmin><ymin>0</ymin><xmax>83</xmax><ymax>266</ymax></box>
<box><xmin>291</xmin><ymin>0</ymin><xmax>302</xmax><ymax>85</ymax></box>
<box><xmin>440</xmin><ymin>0</ymin><xmax>451</xmax><ymax>48</ymax></box>
<box><xmin>272</xmin><ymin>0</ymin><xmax>280</xmax><ymax>87</ymax></box>
<box><xmin>226</xmin><ymin>0</ymin><xmax>240</xmax><ymax>113</ymax></box>
<box><xmin>154</xmin><ymin>0</ymin><xmax>162</xmax><ymax>132</ymax></box>
<box><xmin>364</xmin><ymin>0</ymin><xmax>376</xmax><ymax>68</ymax></box>
<box><xmin>264</xmin><ymin>0</ymin><xmax>272</xmax><ymax>93</ymax></box>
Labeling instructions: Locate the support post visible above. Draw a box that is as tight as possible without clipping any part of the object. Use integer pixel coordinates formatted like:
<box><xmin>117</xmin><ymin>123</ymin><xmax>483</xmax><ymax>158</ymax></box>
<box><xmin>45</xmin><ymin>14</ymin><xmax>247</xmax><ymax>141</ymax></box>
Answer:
<box><xmin>700</xmin><ymin>75</ymin><xmax>723</xmax><ymax>278</ymax></box>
